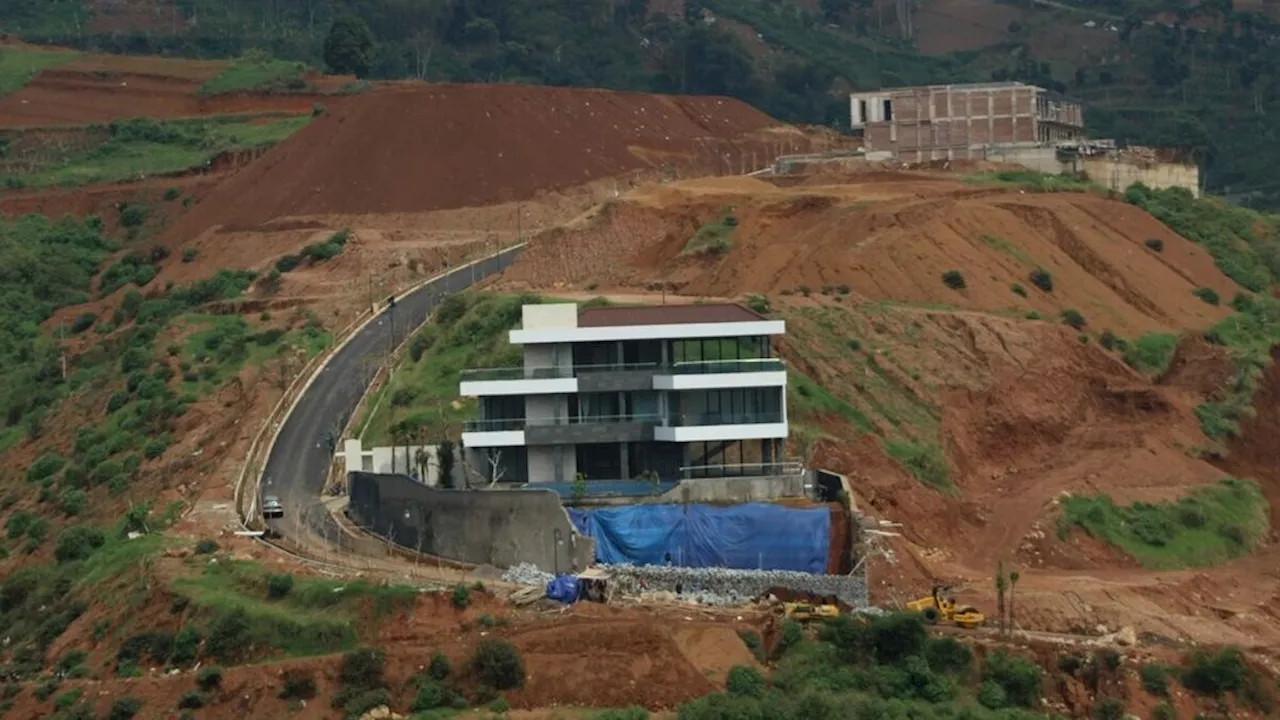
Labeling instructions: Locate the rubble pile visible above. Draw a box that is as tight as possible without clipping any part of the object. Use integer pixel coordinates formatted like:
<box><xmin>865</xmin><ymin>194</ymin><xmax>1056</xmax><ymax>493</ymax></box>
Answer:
<box><xmin>602</xmin><ymin>564</ymin><xmax>869</xmax><ymax>608</ymax></box>
<box><xmin>501</xmin><ymin>562</ymin><xmax>554</xmax><ymax>586</ymax></box>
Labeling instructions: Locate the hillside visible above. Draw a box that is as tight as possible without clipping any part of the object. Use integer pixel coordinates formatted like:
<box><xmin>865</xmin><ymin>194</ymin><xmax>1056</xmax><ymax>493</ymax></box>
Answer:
<box><xmin>494</xmin><ymin>165</ymin><xmax>1280</xmax><ymax>648</ymax></box>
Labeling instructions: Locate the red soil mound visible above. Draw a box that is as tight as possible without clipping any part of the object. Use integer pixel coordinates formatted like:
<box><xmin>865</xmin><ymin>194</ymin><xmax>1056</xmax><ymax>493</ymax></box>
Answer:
<box><xmin>505</xmin><ymin>175</ymin><xmax>1235</xmax><ymax>335</ymax></box>
<box><xmin>162</xmin><ymin>84</ymin><xmax>804</xmax><ymax>240</ymax></box>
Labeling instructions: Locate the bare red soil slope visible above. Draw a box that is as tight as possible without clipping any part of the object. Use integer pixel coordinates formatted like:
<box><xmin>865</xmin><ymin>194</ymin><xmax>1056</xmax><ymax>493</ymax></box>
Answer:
<box><xmin>162</xmin><ymin>84</ymin><xmax>805</xmax><ymax>239</ymax></box>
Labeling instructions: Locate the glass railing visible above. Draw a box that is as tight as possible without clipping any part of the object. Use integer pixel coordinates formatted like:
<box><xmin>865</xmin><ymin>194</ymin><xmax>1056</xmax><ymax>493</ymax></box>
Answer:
<box><xmin>679</xmin><ymin>462</ymin><xmax>803</xmax><ymax>478</ymax></box>
<box><xmin>531</xmin><ymin>412</ymin><xmax>663</xmax><ymax>427</ymax></box>
<box><xmin>668</xmin><ymin>411</ymin><xmax>784</xmax><ymax>426</ymax></box>
<box><xmin>463</xmin><ymin>418</ymin><xmax>527</xmax><ymax>432</ymax></box>
<box><xmin>665</xmin><ymin>359</ymin><xmax>784</xmax><ymax>374</ymax></box>
<box><xmin>461</xmin><ymin>359</ymin><xmax>781</xmax><ymax>381</ymax></box>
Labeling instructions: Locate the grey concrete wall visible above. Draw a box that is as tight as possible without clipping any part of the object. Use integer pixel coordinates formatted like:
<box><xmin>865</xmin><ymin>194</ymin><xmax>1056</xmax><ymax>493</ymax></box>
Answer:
<box><xmin>526</xmin><ymin>420</ymin><xmax>653</xmax><ymax>446</ymax></box>
<box><xmin>347</xmin><ymin>471</ymin><xmax>594</xmax><ymax>573</ymax></box>
<box><xmin>660</xmin><ymin>474</ymin><xmax>807</xmax><ymax>503</ymax></box>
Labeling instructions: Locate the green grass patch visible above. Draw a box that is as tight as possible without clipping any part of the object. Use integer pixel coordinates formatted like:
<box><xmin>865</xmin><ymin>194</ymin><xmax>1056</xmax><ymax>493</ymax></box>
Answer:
<box><xmin>1195</xmin><ymin>296</ymin><xmax>1280</xmax><ymax>440</ymax></box>
<box><xmin>885</xmin><ymin>439</ymin><xmax>951</xmax><ymax>492</ymax></box>
<box><xmin>13</xmin><ymin>115</ymin><xmax>309</xmax><ymax>189</ymax></box>
<box><xmin>681</xmin><ymin>213</ymin><xmax>738</xmax><ymax>256</ymax></box>
<box><xmin>1060</xmin><ymin>477</ymin><xmax>1268</xmax><ymax>569</ymax></box>
<box><xmin>978</xmin><ymin>234</ymin><xmax>1034</xmax><ymax>266</ymax></box>
<box><xmin>364</xmin><ymin>293</ymin><xmax>534</xmax><ymax>444</ymax></box>
<box><xmin>1124</xmin><ymin>184</ymin><xmax>1280</xmax><ymax>293</ymax></box>
<box><xmin>789</xmin><ymin>372</ymin><xmax>875</xmax><ymax>434</ymax></box>
<box><xmin>199</xmin><ymin>53</ymin><xmax>308</xmax><ymax>95</ymax></box>
<box><xmin>1123</xmin><ymin>332</ymin><xmax>1178</xmax><ymax>374</ymax></box>
<box><xmin>176</xmin><ymin>314</ymin><xmax>329</xmax><ymax>393</ymax></box>
<box><xmin>0</xmin><ymin>46</ymin><xmax>79</xmax><ymax>97</ymax></box>
<box><xmin>170</xmin><ymin>559</ymin><xmax>415</xmax><ymax>660</ymax></box>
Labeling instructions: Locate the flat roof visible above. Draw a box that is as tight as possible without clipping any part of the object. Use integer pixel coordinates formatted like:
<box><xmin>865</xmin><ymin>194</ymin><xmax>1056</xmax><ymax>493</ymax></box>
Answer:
<box><xmin>576</xmin><ymin>303</ymin><xmax>766</xmax><ymax>327</ymax></box>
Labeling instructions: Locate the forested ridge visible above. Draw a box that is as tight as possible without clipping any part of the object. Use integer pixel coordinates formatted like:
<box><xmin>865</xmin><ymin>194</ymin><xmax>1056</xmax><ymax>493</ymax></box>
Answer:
<box><xmin>2</xmin><ymin>0</ymin><xmax>1280</xmax><ymax>205</ymax></box>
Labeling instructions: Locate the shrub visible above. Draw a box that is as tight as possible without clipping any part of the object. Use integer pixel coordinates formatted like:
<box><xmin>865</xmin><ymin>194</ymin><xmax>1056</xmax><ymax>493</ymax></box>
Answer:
<box><xmin>1058</xmin><ymin>654</ymin><xmax>1083</xmax><ymax>675</ymax></box>
<box><xmin>1140</xmin><ymin>663</ymin><xmax>1169</xmax><ymax>696</ymax></box>
<box><xmin>1010</xmin><ymin>283</ymin><xmax>1027</xmax><ymax>297</ymax></box>
<box><xmin>941</xmin><ymin>270</ymin><xmax>966</xmax><ymax>289</ymax></box>
<box><xmin>27</xmin><ymin>454</ymin><xmax>65</xmax><ymax>483</ymax></box>
<box><xmin>977</xmin><ymin>679</ymin><xmax>1007</xmax><ymax>709</ymax></box>
<box><xmin>773</xmin><ymin>620</ymin><xmax>804</xmax><ymax>659</ymax></box>
<box><xmin>1029</xmin><ymin>268</ymin><xmax>1054</xmax><ymax>293</ymax></box>
<box><xmin>118</xmin><ymin>204</ymin><xmax>149</xmax><ymax>228</ymax></box>
<box><xmin>451</xmin><ymin>583</ymin><xmax>471</xmax><ymax>609</ymax></box>
<box><xmin>1152</xmin><ymin>701</ymin><xmax>1175</xmax><ymax>720</ymax></box>
<box><xmin>279</xmin><ymin>669</ymin><xmax>316</xmax><ymax>700</ymax></box>
<box><xmin>206</xmin><ymin>609</ymin><xmax>252</xmax><ymax>662</ymax></box>
<box><xmin>144</xmin><ymin>436</ymin><xmax>171</xmax><ymax>459</ymax></box>
<box><xmin>1061</xmin><ymin>309</ymin><xmax>1087</xmax><ymax>329</ymax></box>
<box><xmin>411</xmin><ymin>679</ymin><xmax>448</xmax><ymax>710</ymax></box>
<box><xmin>1124</xmin><ymin>333</ymin><xmax>1178</xmax><ymax>373</ymax></box>
<box><xmin>54</xmin><ymin>526</ymin><xmax>105</xmax><ymax>563</ymax></box>
<box><xmin>427</xmin><ymin>651</ymin><xmax>451</xmax><ymax>681</ymax></box>
<box><xmin>340</xmin><ymin>648</ymin><xmax>386</xmax><ymax>691</ymax></box>
<box><xmin>924</xmin><ymin>636</ymin><xmax>972</xmax><ymax>672</ymax></box>
<box><xmin>182</xmin><ymin>248</ymin><xmax>197</xmax><ymax>263</ymax></box>
<box><xmin>164</xmin><ymin>188</ymin><xmax>181</xmax><ymax>201</ymax></box>
<box><xmin>1094</xmin><ymin>698</ymin><xmax>1125</xmax><ymax>720</ymax></box>
<box><xmin>275</xmin><ymin>254</ymin><xmax>302</xmax><ymax>273</ymax></box>
<box><xmin>471</xmin><ymin>639</ymin><xmax>525</xmax><ymax>691</ymax></box>
<box><xmin>342</xmin><ymin>688</ymin><xmax>390</xmax><ymax>717</ymax></box>
<box><xmin>983</xmin><ymin>651</ymin><xmax>1042</xmax><ymax>708</ymax></box>
<box><xmin>196</xmin><ymin>666</ymin><xmax>223</xmax><ymax>691</ymax></box>
<box><xmin>726</xmin><ymin>665</ymin><xmax>766</xmax><ymax>697</ymax></box>
<box><xmin>1182</xmin><ymin>647</ymin><xmax>1247</xmax><ymax>695</ymax></box>
<box><xmin>172</xmin><ymin>626</ymin><xmax>201</xmax><ymax>666</ymax></box>
<box><xmin>1099</xmin><ymin>330</ymin><xmax>1119</xmax><ymax>351</ymax></box>
<box><xmin>1193</xmin><ymin>286</ymin><xmax>1221</xmax><ymax>305</ymax></box>
<box><xmin>71</xmin><ymin>312</ymin><xmax>98</xmax><ymax>334</ymax></box>
<box><xmin>1144</xmin><ymin>238</ymin><xmax>1164</xmax><ymax>252</ymax></box>
<box><xmin>266</xmin><ymin>573</ymin><xmax>294</xmax><ymax>599</ymax></box>
<box><xmin>178</xmin><ymin>691</ymin><xmax>204</xmax><ymax>709</ymax></box>
<box><xmin>107</xmin><ymin>697</ymin><xmax>143</xmax><ymax>720</ymax></box>
<box><xmin>745</xmin><ymin>294</ymin><xmax>771</xmax><ymax>315</ymax></box>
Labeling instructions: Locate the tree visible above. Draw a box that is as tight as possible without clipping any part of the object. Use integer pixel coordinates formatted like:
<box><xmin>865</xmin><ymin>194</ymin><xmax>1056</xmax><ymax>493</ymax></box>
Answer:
<box><xmin>1009</xmin><ymin>568</ymin><xmax>1020</xmax><ymax>634</ymax></box>
<box><xmin>437</xmin><ymin>440</ymin><xmax>455</xmax><ymax>488</ymax></box>
<box><xmin>486</xmin><ymin>449</ymin><xmax>505</xmax><ymax>487</ymax></box>
<box><xmin>995</xmin><ymin>561</ymin><xmax>1008</xmax><ymax>637</ymax></box>
<box><xmin>324</xmin><ymin>15</ymin><xmax>375</xmax><ymax>77</ymax></box>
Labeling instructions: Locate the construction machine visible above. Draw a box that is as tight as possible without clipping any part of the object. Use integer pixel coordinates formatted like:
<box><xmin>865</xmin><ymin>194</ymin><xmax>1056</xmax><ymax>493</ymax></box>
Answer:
<box><xmin>781</xmin><ymin>601</ymin><xmax>841</xmax><ymax>622</ymax></box>
<box><xmin>906</xmin><ymin>585</ymin><xmax>985</xmax><ymax>629</ymax></box>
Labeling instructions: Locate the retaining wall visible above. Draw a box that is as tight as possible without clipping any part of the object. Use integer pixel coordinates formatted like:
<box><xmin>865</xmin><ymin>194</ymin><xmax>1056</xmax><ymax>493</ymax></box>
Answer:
<box><xmin>659</xmin><ymin>474</ymin><xmax>806</xmax><ymax>503</ymax></box>
<box><xmin>347</xmin><ymin>471</ymin><xmax>594</xmax><ymax>574</ymax></box>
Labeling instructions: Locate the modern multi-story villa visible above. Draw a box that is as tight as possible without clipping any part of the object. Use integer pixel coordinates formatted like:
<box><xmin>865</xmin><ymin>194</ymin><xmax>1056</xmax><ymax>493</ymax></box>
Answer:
<box><xmin>458</xmin><ymin>302</ymin><xmax>788</xmax><ymax>486</ymax></box>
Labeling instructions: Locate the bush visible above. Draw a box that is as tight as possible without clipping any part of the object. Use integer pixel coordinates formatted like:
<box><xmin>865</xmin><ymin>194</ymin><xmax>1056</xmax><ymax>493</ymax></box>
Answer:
<box><xmin>1182</xmin><ymin>647</ymin><xmax>1247</xmax><ymax>695</ymax></box>
<box><xmin>983</xmin><ymin>651</ymin><xmax>1042</xmax><ymax>708</ymax></box>
<box><xmin>745</xmin><ymin>294</ymin><xmax>771</xmax><ymax>315</ymax></box>
<box><xmin>1152</xmin><ymin>701</ymin><xmax>1175</xmax><ymax>720</ymax></box>
<box><xmin>54</xmin><ymin>525</ymin><xmax>105</xmax><ymax>563</ymax></box>
<box><xmin>340</xmin><ymin>648</ymin><xmax>386</xmax><ymax>691</ymax></box>
<box><xmin>266</xmin><ymin>573</ymin><xmax>294</xmax><ymax>599</ymax></box>
<box><xmin>1124</xmin><ymin>333</ymin><xmax>1178</xmax><ymax>374</ymax></box>
<box><xmin>773</xmin><ymin>620</ymin><xmax>804</xmax><ymax>659</ymax></box>
<box><xmin>726</xmin><ymin>665</ymin><xmax>766</xmax><ymax>697</ymax></box>
<box><xmin>451</xmin><ymin>583</ymin><xmax>471</xmax><ymax>609</ymax></box>
<box><xmin>1193</xmin><ymin>286</ymin><xmax>1221</xmax><ymax>305</ymax></box>
<box><xmin>924</xmin><ymin>636</ymin><xmax>972</xmax><ymax>673</ymax></box>
<box><xmin>941</xmin><ymin>270</ymin><xmax>966</xmax><ymax>289</ymax></box>
<box><xmin>118</xmin><ymin>204</ymin><xmax>149</xmax><ymax>229</ymax></box>
<box><xmin>279</xmin><ymin>669</ymin><xmax>316</xmax><ymax>700</ymax></box>
<box><xmin>1094</xmin><ymin>698</ymin><xmax>1125</xmax><ymax>720</ymax></box>
<box><xmin>1144</xmin><ymin>238</ymin><xmax>1164</xmax><ymax>252</ymax></box>
<box><xmin>164</xmin><ymin>188</ymin><xmax>181</xmax><ymax>201</ymax></box>
<box><xmin>206</xmin><ymin>608</ymin><xmax>252</xmax><ymax>662</ymax></box>
<box><xmin>471</xmin><ymin>639</ymin><xmax>525</xmax><ymax>691</ymax></box>
<box><xmin>411</xmin><ymin>680</ymin><xmax>447</xmax><ymax>711</ymax></box>
<box><xmin>1028</xmin><ymin>268</ymin><xmax>1054</xmax><ymax>293</ymax></box>
<box><xmin>1140</xmin><ymin>663</ymin><xmax>1169</xmax><ymax>696</ymax></box>
<box><xmin>427</xmin><ymin>651</ymin><xmax>451</xmax><ymax>681</ymax></box>
<box><xmin>1098</xmin><ymin>330</ymin><xmax>1120</xmax><ymax>351</ymax></box>
<box><xmin>177</xmin><ymin>691</ymin><xmax>204</xmax><ymax>709</ymax></box>
<box><xmin>1010</xmin><ymin>283</ymin><xmax>1027</xmax><ymax>297</ymax></box>
<box><xmin>1061</xmin><ymin>309</ymin><xmax>1087</xmax><ymax>329</ymax></box>
<box><xmin>107</xmin><ymin>697</ymin><xmax>143</xmax><ymax>720</ymax></box>
<box><xmin>275</xmin><ymin>254</ymin><xmax>302</xmax><ymax>273</ymax></box>
<box><xmin>71</xmin><ymin>312</ymin><xmax>97</xmax><ymax>334</ymax></box>
<box><xmin>27</xmin><ymin>453</ymin><xmax>65</xmax><ymax>483</ymax></box>
<box><xmin>196</xmin><ymin>666</ymin><xmax>223</xmax><ymax>691</ymax></box>
<box><xmin>172</xmin><ymin>626</ymin><xmax>201</xmax><ymax>666</ymax></box>
<box><xmin>977</xmin><ymin>680</ymin><xmax>1007</xmax><ymax>709</ymax></box>
<box><xmin>182</xmin><ymin>248</ymin><xmax>197</xmax><ymax>263</ymax></box>
<box><xmin>342</xmin><ymin>688</ymin><xmax>390</xmax><ymax>717</ymax></box>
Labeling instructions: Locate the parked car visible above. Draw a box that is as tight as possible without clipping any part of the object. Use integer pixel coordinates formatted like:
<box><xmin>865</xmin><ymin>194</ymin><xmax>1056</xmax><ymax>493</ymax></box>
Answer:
<box><xmin>263</xmin><ymin>495</ymin><xmax>284</xmax><ymax>519</ymax></box>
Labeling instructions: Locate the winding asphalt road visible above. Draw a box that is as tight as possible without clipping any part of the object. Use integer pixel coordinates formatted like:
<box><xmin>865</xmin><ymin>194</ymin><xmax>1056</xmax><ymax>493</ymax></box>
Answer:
<box><xmin>258</xmin><ymin>246</ymin><xmax>523</xmax><ymax>528</ymax></box>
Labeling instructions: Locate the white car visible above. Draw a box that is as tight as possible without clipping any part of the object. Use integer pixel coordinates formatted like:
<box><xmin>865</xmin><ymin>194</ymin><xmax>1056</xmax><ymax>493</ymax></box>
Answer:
<box><xmin>263</xmin><ymin>495</ymin><xmax>284</xmax><ymax>519</ymax></box>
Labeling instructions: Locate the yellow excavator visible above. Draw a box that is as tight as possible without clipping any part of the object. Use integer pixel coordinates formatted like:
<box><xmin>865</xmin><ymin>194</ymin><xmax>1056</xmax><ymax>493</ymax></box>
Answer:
<box><xmin>906</xmin><ymin>585</ymin><xmax>985</xmax><ymax>629</ymax></box>
<box><xmin>782</xmin><ymin>601</ymin><xmax>841</xmax><ymax>622</ymax></box>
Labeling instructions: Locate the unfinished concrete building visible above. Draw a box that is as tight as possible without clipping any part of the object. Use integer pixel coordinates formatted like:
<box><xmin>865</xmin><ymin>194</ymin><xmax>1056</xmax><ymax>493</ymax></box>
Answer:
<box><xmin>850</xmin><ymin>82</ymin><xmax>1084</xmax><ymax>162</ymax></box>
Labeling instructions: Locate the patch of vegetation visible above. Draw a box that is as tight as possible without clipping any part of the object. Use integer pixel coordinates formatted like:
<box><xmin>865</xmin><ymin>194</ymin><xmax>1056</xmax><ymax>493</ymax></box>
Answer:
<box><xmin>884</xmin><ymin>440</ymin><xmax>950</xmax><ymax>492</ymax></box>
<box><xmin>199</xmin><ymin>50</ymin><xmax>309</xmax><ymax>95</ymax></box>
<box><xmin>170</xmin><ymin>559</ymin><xmax>415</xmax><ymax>662</ymax></box>
<box><xmin>276</xmin><ymin>229</ymin><xmax>351</xmax><ymax>272</ymax></box>
<box><xmin>362</xmin><ymin>293</ymin><xmax>535</xmax><ymax>444</ymax></box>
<box><xmin>0</xmin><ymin>46</ymin><xmax>79</xmax><ymax>97</ymax></box>
<box><xmin>940</xmin><ymin>270</ymin><xmax>966</xmax><ymax>290</ymax></box>
<box><xmin>1125</xmin><ymin>185</ymin><xmax>1280</xmax><ymax>292</ymax></box>
<box><xmin>1028</xmin><ymin>269</ymin><xmax>1054</xmax><ymax>293</ymax></box>
<box><xmin>1144</xmin><ymin>238</ymin><xmax>1164</xmax><ymax>252</ymax></box>
<box><xmin>1123</xmin><ymin>333</ymin><xmax>1178</xmax><ymax>374</ymax></box>
<box><xmin>681</xmin><ymin>212</ymin><xmax>738</xmax><ymax>256</ymax></box>
<box><xmin>12</xmin><ymin>115</ymin><xmax>310</xmax><ymax>188</ymax></box>
<box><xmin>1193</xmin><ymin>287</ymin><xmax>1221</xmax><ymax>305</ymax></box>
<box><xmin>1060</xmin><ymin>309</ymin><xmax>1087</xmax><ymax>330</ymax></box>
<box><xmin>1059</xmin><ymin>477</ymin><xmax>1268</xmax><ymax>569</ymax></box>
<box><xmin>972</xmin><ymin>169</ymin><xmax>1099</xmax><ymax>194</ymax></box>
<box><xmin>1196</xmin><ymin>295</ymin><xmax>1280</xmax><ymax>440</ymax></box>
<box><xmin>471</xmin><ymin>639</ymin><xmax>525</xmax><ymax>691</ymax></box>
<box><xmin>789</xmin><ymin>372</ymin><xmax>875</xmax><ymax>435</ymax></box>
<box><xmin>979</xmin><ymin>235</ymin><xmax>1033</xmax><ymax>266</ymax></box>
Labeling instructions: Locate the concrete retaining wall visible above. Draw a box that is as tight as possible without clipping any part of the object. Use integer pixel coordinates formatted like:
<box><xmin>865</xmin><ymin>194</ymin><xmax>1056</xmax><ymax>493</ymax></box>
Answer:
<box><xmin>347</xmin><ymin>471</ymin><xmax>594</xmax><ymax>574</ymax></box>
<box><xmin>659</xmin><ymin>474</ymin><xmax>807</xmax><ymax>503</ymax></box>
<box><xmin>982</xmin><ymin>145</ymin><xmax>1200</xmax><ymax>196</ymax></box>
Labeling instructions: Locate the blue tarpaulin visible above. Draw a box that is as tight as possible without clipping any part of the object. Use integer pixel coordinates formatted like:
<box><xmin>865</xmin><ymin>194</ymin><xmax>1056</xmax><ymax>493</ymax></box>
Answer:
<box><xmin>545</xmin><ymin>575</ymin><xmax>581</xmax><ymax>604</ymax></box>
<box><xmin>568</xmin><ymin>503</ymin><xmax>830</xmax><ymax>573</ymax></box>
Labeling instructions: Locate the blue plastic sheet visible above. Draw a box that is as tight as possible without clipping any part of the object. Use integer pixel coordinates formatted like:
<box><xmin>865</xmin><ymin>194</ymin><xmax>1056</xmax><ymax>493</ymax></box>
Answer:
<box><xmin>545</xmin><ymin>575</ymin><xmax>581</xmax><ymax>604</ymax></box>
<box><xmin>568</xmin><ymin>503</ymin><xmax>830</xmax><ymax>573</ymax></box>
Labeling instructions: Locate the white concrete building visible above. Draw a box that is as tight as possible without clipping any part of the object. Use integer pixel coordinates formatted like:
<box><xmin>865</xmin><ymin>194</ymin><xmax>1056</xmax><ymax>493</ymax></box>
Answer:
<box><xmin>459</xmin><ymin>302</ymin><xmax>788</xmax><ymax>486</ymax></box>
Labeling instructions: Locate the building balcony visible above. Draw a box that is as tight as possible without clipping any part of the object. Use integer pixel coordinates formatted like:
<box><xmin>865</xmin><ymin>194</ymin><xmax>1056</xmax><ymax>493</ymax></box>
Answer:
<box><xmin>462</xmin><ymin>410</ymin><xmax>786</xmax><ymax>448</ymax></box>
<box><xmin>460</xmin><ymin>359</ymin><xmax>785</xmax><ymax>396</ymax></box>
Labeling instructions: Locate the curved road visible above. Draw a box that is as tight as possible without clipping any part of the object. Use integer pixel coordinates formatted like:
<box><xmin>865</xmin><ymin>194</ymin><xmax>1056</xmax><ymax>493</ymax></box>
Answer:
<box><xmin>258</xmin><ymin>247</ymin><xmax>523</xmax><ymax>530</ymax></box>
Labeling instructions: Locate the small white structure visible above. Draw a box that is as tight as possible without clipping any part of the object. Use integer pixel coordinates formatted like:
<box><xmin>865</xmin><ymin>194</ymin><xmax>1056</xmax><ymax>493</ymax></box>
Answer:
<box><xmin>336</xmin><ymin>439</ymin><xmax>464</xmax><ymax>486</ymax></box>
